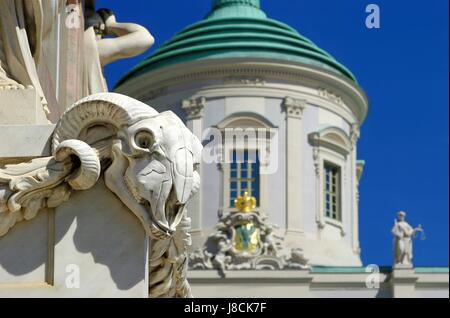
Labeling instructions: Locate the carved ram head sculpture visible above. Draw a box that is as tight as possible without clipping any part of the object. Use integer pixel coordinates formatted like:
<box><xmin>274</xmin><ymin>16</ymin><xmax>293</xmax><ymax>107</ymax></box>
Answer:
<box><xmin>0</xmin><ymin>93</ymin><xmax>202</xmax><ymax>240</ymax></box>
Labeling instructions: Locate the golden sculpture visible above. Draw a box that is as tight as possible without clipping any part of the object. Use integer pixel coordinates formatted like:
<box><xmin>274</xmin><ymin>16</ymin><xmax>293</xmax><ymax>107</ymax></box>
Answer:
<box><xmin>234</xmin><ymin>192</ymin><xmax>257</xmax><ymax>212</ymax></box>
<box><xmin>233</xmin><ymin>221</ymin><xmax>260</xmax><ymax>253</ymax></box>
<box><xmin>232</xmin><ymin>192</ymin><xmax>259</xmax><ymax>252</ymax></box>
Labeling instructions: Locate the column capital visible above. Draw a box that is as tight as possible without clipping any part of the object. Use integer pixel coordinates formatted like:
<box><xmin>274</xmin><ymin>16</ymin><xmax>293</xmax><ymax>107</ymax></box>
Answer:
<box><xmin>182</xmin><ymin>97</ymin><xmax>206</xmax><ymax>120</ymax></box>
<box><xmin>282</xmin><ymin>97</ymin><xmax>305</xmax><ymax>119</ymax></box>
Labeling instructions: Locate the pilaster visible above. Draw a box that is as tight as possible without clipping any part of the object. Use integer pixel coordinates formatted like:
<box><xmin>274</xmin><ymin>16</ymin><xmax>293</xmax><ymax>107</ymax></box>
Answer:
<box><xmin>350</xmin><ymin>124</ymin><xmax>361</xmax><ymax>254</ymax></box>
<box><xmin>282</xmin><ymin>97</ymin><xmax>305</xmax><ymax>239</ymax></box>
<box><xmin>390</xmin><ymin>266</ymin><xmax>418</xmax><ymax>298</ymax></box>
<box><xmin>182</xmin><ymin>97</ymin><xmax>206</xmax><ymax>243</ymax></box>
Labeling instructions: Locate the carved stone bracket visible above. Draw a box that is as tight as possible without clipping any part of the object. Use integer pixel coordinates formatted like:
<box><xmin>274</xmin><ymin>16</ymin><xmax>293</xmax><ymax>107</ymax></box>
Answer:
<box><xmin>351</xmin><ymin>123</ymin><xmax>361</xmax><ymax>146</ymax></box>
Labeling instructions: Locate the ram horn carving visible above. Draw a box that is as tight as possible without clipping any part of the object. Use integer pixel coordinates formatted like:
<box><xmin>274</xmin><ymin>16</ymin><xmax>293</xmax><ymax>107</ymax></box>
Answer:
<box><xmin>51</xmin><ymin>92</ymin><xmax>202</xmax><ymax>240</ymax></box>
<box><xmin>0</xmin><ymin>92</ymin><xmax>202</xmax><ymax>298</ymax></box>
<box><xmin>0</xmin><ymin>140</ymin><xmax>100</xmax><ymax>236</ymax></box>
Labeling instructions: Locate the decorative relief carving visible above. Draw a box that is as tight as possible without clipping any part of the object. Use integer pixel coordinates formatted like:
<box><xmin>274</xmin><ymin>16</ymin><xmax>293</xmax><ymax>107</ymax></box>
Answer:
<box><xmin>0</xmin><ymin>92</ymin><xmax>203</xmax><ymax>298</ymax></box>
<box><xmin>312</xmin><ymin>144</ymin><xmax>321</xmax><ymax>176</ymax></box>
<box><xmin>312</xmin><ymin>145</ymin><xmax>324</xmax><ymax>229</ymax></box>
<box><xmin>189</xmin><ymin>193</ymin><xmax>309</xmax><ymax>276</ymax></box>
<box><xmin>182</xmin><ymin>97</ymin><xmax>206</xmax><ymax>120</ymax></box>
<box><xmin>317</xmin><ymin>88</ymin><xmax>344</xmax><ymax>105</ymax></box>
<box><xmin>223</xmin><ymin>76</ymin><xmax>266</xmax><ymax>86</ymax></box>
<box><xmin>143</xmin><ymin>87</ymin><xmax>168</xmax><ymax>101</ymax></box>
<box><xmin>282</xmin><ymin>97</ymin><xmax>306</xmax><ymax>119</ymax></box>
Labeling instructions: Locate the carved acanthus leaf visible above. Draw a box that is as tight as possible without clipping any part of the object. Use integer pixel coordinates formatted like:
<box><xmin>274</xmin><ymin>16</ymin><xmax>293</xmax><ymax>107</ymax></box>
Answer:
<box><xmin>0</xmin><ymin>139</ymin><xmax>101</xmax><ymax>237</ymax></box>
<box><xmin>0</xmin><ymin>157</ymin><xmax>73</xmax><ymax>236</ymax></box>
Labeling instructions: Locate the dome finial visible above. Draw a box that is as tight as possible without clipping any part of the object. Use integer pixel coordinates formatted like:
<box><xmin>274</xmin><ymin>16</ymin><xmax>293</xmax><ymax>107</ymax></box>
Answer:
<box><xmin>208</xmin><ymin>0</ymin><xmax>266</xmax><ymax>19</ymax></box>
<box><xmin>213</xmin><ymin>0</ymin><xmax>261</xmax><ymax>9</ymax></box>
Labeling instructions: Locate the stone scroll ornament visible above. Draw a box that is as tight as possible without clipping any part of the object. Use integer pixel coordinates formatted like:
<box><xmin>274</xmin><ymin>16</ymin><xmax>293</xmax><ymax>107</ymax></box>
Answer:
<box><xmin>0</xmin><ymin>93</ymin><xmax>202</xmax><ymax>298</ymax></box>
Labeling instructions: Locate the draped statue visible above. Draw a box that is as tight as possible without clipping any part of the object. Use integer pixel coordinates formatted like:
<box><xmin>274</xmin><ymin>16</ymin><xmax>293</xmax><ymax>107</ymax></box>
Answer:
<box><xmin>0</xmin><ymin>0</ymin><xmax>64</xmax><ymax>116</ymax></box>
<box><xmin>0</xmin><ymin>0</ymin><xmax>154</xmax><ymax>115</ymax></box>
<box><xmin>392</xmin><ymin>211</ymin><xmax>424</xmax><ymax>267</ymax></box>
<box><xmin>83</xmin><ymin>0</ymin><xmax>154</xmax><ymax>95</ymax></box>
<box><xmin>1</xmin><ymin>1</ymin><xmax>194</xmax><ymax>298</ymax></box>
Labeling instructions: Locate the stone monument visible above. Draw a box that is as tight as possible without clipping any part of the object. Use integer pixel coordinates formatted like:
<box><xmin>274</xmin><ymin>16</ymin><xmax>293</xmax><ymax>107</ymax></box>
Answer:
<box><xmin>0</xmin><ymin>0</ymin><xmax>201</xmax><ymax>298</ymax></box>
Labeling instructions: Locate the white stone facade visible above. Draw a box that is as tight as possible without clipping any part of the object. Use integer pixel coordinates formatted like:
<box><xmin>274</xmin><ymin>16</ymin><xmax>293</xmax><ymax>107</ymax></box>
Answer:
<box><xmin>115</xmin><ymin>57</ymin><xmax>368</xmax><ymax>267</ymax></box>
<box><xmin>188</xmin><ymin>268</ymin><xmax>449</xmax><ymax>298</ymax></box>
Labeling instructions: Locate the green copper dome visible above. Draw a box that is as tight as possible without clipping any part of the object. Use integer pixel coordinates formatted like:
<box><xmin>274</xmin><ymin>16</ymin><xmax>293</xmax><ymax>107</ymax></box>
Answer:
<box><xmin>115</xmin><ymin>0</ymin><xmax>357</xmax><ymax>88</ymax></box>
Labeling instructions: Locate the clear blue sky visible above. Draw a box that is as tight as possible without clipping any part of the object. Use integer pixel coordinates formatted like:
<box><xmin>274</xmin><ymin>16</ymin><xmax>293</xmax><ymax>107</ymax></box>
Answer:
<box><xmin>97</xmin><ymin>0</ymin><xmax>449</xmax><ymax>267</ymax></box>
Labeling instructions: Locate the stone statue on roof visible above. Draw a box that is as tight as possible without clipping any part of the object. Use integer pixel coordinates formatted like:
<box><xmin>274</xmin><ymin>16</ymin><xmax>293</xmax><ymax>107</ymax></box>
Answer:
<box><xmin>392</xmin><ymin>211</ymin><xmax>425</xmax><ymax>267</ymax></box>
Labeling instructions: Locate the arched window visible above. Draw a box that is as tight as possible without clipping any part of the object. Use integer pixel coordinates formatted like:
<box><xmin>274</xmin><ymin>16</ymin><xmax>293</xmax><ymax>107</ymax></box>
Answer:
<box><xmin>309</xmin><ymin>126</ymin><xmax>352</xmax><ymax>229</ymax></box>
<box><xmin>216</xmin><ymin>113</ymin><xmax>276</xmax><ymax>214</ymax></box>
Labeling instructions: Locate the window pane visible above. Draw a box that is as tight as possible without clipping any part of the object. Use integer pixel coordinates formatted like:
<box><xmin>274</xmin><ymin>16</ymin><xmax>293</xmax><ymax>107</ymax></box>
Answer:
<box><xmin>247</xmin><ymin>150</ymin><xmax>257</xmax><ymax>163</ymax></box>
<box><xmin>251</xmin><ymin>163</ymin><xmax>258</xmax><ymax>176</ymax></box>
<box><xmin>253</xmin><ymin>179</ymin><xmax>259</xmax><ymax>205</ymax></box>
<box><xmin>324</xmin><ymin>163</ymin><xmax>341</xmax><ymax>221</ymax></box>
<box><xmin>229</xmin><ymin>149</ymin><xmax>260</xmax><ymax>208</ymax></box>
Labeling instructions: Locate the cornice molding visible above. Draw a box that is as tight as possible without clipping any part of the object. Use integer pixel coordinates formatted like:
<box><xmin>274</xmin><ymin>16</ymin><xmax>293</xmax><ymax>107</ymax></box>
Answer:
<box><xmin>114</xmin><ymin>58</ymin><xmax>368</xmax><ymax>125</ymax></box>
